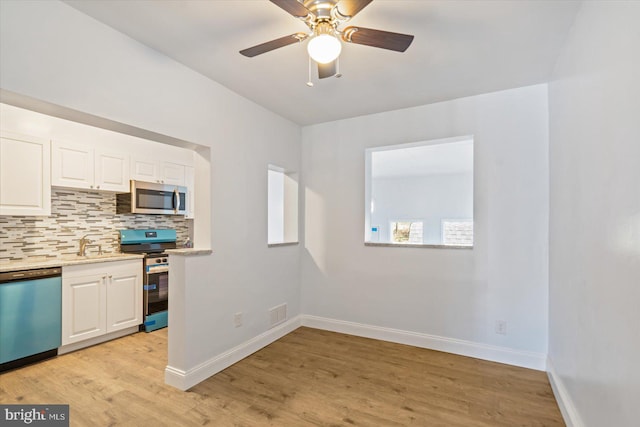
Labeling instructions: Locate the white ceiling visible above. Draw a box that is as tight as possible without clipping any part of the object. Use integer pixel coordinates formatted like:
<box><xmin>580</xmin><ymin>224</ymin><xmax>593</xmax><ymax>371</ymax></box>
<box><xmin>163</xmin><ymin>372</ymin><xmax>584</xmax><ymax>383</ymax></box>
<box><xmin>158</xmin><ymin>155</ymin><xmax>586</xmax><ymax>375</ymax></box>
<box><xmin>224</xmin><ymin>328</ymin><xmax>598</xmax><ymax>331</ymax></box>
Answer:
<box><xmin>63</xmin><ymin>0</ymin><xmax>581</xmax><ymax>126</ymax></box>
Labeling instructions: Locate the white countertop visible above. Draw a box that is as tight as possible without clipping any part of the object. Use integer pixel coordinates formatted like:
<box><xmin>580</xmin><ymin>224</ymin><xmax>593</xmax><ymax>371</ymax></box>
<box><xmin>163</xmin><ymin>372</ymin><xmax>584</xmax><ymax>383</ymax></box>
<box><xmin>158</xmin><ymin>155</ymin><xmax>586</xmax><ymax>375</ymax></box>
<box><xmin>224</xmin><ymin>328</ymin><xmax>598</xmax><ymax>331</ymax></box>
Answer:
<box><xmin>165</xmin><ymin>248</ymin><xmax>212</xmax><ymax>256</ymax></box>
<box><xmin>0</xmin><ymin>253</ymin><xmax>144</xmax><ymax>273</ymax></box>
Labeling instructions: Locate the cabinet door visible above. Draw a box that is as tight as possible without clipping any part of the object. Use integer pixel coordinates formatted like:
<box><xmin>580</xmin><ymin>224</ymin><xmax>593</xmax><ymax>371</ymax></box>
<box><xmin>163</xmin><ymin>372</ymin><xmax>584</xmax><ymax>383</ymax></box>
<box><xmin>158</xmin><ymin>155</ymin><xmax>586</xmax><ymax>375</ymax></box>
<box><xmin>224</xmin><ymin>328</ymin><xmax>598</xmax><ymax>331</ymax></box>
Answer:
<box><xmin>0</xmin><ymin>131</ymin><xmax>51</xmax><ymax>216</ymax></box>
<box><xmin>131</xmin><ymin>158</ymin><xmax>160</xmax><ymax>183</ymax></box>
<box><xmin>95</xmin><ymin>150</ymin><xmax>129</xmax><ymax>192</ymax></box>
<box><xmin>162</xmin><ymin>161</ymin><xmax>185</xmax><ymax>186</ymax></box>
<box><xmin>51</xmin><ymin>141</ymin><xmax>95</xmax><ymax>189</ymax></box>
<box><xmin>106</xmin><ymin>262</ymin><xmax>142</xmax><ymax>333</ymax></box>
<box><xmin>62</xmin><ymin>274</ymin><xmax>106</xmax><ymax>345</ymax></box>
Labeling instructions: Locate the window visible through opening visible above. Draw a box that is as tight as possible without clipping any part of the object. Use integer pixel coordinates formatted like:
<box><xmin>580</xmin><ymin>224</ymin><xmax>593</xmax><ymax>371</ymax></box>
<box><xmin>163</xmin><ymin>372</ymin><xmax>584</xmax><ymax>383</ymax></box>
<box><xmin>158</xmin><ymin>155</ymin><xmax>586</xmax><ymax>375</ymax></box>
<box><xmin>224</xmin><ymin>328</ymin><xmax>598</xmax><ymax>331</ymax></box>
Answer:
<box><xmin>442</xmin><ymin>220</ymin><xmax>473</xmax><ymax>246</ymax></box>
<box><xmin>391</xmin><ymin>221</ymin><xmax>423</xmax><ymax>244</ymax></box>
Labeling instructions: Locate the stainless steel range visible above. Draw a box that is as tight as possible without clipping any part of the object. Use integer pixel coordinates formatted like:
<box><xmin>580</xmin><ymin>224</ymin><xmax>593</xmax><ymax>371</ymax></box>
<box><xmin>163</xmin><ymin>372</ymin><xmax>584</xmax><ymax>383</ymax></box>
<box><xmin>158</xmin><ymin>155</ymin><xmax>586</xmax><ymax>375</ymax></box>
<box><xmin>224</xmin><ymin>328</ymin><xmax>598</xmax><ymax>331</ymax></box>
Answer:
<box><xmin>119</xmin><ymin>229</ymin><xmax>176</xmax><ymax>332</ymax></box>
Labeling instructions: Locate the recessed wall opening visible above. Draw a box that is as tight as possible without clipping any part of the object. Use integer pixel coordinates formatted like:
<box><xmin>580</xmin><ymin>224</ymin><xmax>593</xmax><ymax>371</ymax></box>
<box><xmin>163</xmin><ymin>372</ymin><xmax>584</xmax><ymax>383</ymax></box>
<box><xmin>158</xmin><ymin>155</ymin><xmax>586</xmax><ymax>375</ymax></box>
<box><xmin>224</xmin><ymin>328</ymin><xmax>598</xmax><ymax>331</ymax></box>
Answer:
<box><xmin>267</xmin><ymin>164</ymin><xmax>298</xmax><ymax>246</ymax></box>
<box><xmin>365</xmin><ymin>136</ymin><xmax>474</xmax><ymax>247</ymax></box>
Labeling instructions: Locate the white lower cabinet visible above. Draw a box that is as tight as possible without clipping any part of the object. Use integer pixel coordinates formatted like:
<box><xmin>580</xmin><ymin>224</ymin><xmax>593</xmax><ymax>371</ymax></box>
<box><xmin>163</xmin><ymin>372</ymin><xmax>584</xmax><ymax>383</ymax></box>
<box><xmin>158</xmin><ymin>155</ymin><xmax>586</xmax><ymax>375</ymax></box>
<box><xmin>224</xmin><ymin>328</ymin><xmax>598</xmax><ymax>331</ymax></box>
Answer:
<box><xmin>62</xmin><ymin>260</ymin><xmax>142</xmax><ymax>346</ymax></box>
<box><xmin>62</xmin><ymin>272</ymin><xmax>105</xmax><ymax>344</ymax></box>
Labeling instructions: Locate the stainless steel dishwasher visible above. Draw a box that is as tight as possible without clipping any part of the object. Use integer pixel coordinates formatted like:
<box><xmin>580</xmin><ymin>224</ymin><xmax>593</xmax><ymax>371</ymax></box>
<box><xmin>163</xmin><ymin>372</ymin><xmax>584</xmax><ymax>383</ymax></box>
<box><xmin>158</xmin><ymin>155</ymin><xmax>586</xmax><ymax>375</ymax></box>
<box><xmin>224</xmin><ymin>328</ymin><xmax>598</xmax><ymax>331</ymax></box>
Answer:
<box><xmin>0</xmin><ymin>267</ymin><xmax>62</xmax><ymax>372</ymax></box>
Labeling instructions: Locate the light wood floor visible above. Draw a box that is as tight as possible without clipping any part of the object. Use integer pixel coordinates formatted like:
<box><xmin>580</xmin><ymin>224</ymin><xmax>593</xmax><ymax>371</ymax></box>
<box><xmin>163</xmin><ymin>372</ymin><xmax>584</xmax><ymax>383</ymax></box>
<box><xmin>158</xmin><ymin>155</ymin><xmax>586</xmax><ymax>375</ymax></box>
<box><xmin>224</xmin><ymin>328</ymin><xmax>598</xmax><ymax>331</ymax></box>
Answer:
<box><xmin>0</xmin><ymin>327</ymin><xmax>564</xmax><ymax>426</ymax></box>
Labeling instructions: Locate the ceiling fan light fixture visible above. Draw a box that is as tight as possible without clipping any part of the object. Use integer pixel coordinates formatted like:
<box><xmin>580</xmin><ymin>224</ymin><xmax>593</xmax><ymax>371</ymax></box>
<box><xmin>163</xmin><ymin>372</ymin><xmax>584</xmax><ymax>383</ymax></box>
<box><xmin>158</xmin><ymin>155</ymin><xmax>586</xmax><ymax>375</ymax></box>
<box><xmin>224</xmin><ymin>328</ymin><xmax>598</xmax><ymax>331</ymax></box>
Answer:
<box><xmin>307</xmin><ymin>21</ymin><xmax>342</xmax><ymax>64</ymax></box>
<box><xmin>240</xmin><ymin>1</ymin><xmax>415</xmax><ymax>78</ymax></box>
<box><xmin>307</xmin><ymin>33</ymin><xmax>342</xmax><ymax>64</ymax></box>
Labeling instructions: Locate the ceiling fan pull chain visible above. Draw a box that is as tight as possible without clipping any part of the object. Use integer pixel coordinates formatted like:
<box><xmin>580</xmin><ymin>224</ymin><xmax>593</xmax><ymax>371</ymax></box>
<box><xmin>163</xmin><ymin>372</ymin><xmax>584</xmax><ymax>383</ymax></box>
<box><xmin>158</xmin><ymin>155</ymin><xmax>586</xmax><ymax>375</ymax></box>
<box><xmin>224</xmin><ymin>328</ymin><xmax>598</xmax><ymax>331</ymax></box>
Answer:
<box><xmin>306</xmin><ymin>55</ymin><xmax>314</xmax><ymax>87</ymax></box>
<box><xmin>336</xmin><ymin>57</ymin><xmax>342</xmax><ymax>78</ymax></box>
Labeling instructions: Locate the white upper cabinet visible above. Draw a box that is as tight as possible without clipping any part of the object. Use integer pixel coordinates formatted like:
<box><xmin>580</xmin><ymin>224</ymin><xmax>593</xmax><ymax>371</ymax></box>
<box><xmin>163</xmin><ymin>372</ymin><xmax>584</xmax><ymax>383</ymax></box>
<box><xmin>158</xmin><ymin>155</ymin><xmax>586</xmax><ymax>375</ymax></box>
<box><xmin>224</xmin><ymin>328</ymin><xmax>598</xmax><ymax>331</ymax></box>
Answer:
<box><xmin>51</xmin><ymin>142</ymin><xmax>94</xmax><ymax>189</ymax></box>
<box><xmin>1</xmin><ymin>104</ymin><xmax>195</xmax><ymax>206</ymax></box>
<box><xmin>52</xmin><ymin>140</ymin><xmax>129</xmax><ymax>192</ymax></box>
<box><xmin>131</xmin><ymin>158</ymin><xmax>159</xmax><ymax>182</ymax></box>
<box><xmin>131</xmin><ymin>158</ymin><xmax>186</xmax><ymax>186</ymax></box>
<box><xmin>95</xmin><ymin>150</ymin><xmax>129</xmax><ymax>191</ymax></box>
<box><xmin>162</xmin><ymin>161</ymin><xmax>185</xmax><ymax>186</ymax></box>
<box><xmin>0</xmin><ymin>131</ymin><xmax>51</xmax><ymax>216</ymax></box>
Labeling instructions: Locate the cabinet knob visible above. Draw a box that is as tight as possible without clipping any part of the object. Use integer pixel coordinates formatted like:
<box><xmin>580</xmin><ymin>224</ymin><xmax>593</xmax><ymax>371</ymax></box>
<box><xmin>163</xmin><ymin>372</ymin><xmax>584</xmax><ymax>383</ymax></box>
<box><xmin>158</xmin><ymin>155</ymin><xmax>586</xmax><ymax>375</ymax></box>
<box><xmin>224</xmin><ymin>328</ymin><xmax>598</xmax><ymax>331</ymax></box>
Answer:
<box><xmin>108</xmin><ymin>275</ymin><xmax>113</xmax><ymax>279</ymax></box>
<box><xmin>97</xmin><ymin>185</ymin><xmax>100</xmax><ymax>189</ymax></box>
<box><xmin>90</xmin><ymin>185</ymin><xmax>94</xmax><ymax>189</ymax></box>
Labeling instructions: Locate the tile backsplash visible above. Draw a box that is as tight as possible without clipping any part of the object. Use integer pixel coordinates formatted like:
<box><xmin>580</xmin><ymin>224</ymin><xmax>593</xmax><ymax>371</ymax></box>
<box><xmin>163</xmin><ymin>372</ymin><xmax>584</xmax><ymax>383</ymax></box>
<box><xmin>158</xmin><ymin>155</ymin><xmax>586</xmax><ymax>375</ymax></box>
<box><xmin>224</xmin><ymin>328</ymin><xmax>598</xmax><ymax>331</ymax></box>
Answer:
<box><xmin>0</xmin><ymin>189</ymin><xmax>191</xmax><ymax>262</ymax></box>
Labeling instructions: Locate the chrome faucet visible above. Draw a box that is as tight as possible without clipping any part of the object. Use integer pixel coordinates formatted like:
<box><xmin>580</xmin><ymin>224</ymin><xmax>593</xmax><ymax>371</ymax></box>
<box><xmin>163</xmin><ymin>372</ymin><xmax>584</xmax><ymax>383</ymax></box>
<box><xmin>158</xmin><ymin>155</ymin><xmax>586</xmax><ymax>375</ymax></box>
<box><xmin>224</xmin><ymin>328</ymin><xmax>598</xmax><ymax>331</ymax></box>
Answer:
<box><xmin>78</xmin><ymin>235</ymin><xmax>92</xmax><ymax>256</ymax></box>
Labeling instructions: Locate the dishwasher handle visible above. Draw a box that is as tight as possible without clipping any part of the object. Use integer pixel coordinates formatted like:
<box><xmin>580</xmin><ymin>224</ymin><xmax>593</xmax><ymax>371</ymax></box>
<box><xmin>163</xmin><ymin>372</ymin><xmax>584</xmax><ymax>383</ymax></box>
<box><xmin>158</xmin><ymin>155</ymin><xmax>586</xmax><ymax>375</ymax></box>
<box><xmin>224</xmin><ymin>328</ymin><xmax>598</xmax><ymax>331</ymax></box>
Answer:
<box><xmin>0</xmin><ymin>267</ymin><xmax>62</xmax><ymax>283</ymax></box>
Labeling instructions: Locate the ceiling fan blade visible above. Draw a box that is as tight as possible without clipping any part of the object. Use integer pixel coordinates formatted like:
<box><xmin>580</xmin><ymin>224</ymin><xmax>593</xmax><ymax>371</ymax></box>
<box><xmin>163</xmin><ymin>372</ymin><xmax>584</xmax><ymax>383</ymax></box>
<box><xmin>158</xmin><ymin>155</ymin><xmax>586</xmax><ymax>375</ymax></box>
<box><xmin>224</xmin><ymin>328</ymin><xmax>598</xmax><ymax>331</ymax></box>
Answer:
<box><xmin>335</xmin><ymin>0</ymin><xmax>373</xmax><ymax>18</ymax></box>
<box><xmin>270</xmin><ymin>0</ymin><xmax>312</xmax><ymax>18</ymax></box>
<box><xmin>318</xmin><ymin>60</ymin><xmax>337</xmax><ymax>79</ymax></box>
<box><xmin>240</xmin><ymin>34</ymin><xmax>306</xmax><ymax>57</ymax></box>
<box><xmin>342</xmin><ymin>26</ymin><xmax>414</xmax><ymax>52</ymax></box>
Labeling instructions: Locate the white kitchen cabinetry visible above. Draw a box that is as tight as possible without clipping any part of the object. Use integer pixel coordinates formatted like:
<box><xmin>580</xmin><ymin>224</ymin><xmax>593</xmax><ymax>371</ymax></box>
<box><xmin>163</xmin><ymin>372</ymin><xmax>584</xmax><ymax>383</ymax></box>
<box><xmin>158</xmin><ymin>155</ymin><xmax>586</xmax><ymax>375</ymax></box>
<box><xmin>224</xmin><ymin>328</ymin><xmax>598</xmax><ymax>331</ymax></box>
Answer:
<box><xmin>0</xmin><ymin>131</ymin><xmax>51</xmax><ymax>216</ymax></box>
<box><xmin>131</xmin><ymin>157</ymin><xmax>159</xmax><ymax>182</ymax></box>
<box><xmin>95</xmin><ymin>150</ymin><xmax>130</xmax><ymax>191</ymax></box>
<box><xmin>162</xmin><ymin>161</ymin><xmax>185</xmax><ymax>186</ymax></box>
<box><xmin>52</xmin><ymin>140</ymin><xmax>129</xmax><ymax>192</ymax></box>
<box><xmin>62</xmin><ymin>260</ymin><xmax>142</xmax><ymax>346</ymax></box>
<box><xmin>131</xmin><ymin>158</ymin><xmax>185</xmax><ymax>186</ymax></box>
<box><xmin>61</xmin><ymin>273</ymin><xmax>105</xmax><ymax>344</ymax></box>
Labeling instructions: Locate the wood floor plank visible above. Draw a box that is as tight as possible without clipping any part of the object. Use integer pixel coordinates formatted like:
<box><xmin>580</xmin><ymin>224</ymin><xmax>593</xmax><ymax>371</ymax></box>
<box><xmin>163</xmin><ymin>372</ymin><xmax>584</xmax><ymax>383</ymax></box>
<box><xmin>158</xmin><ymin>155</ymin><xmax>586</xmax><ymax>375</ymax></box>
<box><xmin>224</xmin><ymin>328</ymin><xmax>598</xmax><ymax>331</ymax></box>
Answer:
<box><xmin>0</xmin><ymin>326</ymin><xmax>564</xmax><ymax>426</ymax></box>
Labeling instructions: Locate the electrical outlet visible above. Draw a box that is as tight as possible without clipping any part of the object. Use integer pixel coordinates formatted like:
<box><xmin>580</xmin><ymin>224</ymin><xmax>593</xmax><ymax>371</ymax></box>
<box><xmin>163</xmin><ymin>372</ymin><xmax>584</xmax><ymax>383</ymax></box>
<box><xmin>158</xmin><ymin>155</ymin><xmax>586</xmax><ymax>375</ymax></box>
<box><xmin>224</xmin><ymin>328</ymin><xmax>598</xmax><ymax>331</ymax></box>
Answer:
<box><xmin>495</xmin><ymin>320</ymin><xmax>507</xmax><ymax>335</ymax></box>
<box><xmin>234</xmin><ymin>312</ymin><xmax>243</xmax><ymax>328</ymax></box>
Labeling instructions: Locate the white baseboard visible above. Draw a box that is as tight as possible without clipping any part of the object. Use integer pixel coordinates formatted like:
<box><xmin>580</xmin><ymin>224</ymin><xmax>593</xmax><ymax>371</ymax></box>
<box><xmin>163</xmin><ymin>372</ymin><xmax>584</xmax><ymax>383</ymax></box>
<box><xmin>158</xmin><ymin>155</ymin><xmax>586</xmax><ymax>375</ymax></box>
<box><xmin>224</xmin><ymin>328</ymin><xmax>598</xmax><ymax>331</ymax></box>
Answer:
<box><xmin>301</xmin><ymin>315</ymin><xmax>547</xmax><ymax>371</ymax></box>
<box><xmin>547</xmin><ymin>357</ymin><xmax>584</xmax><ymax>427</ymax></box>
<box><xmin>164</xmin><ymin>315</ymin><xmax>302</xmax><ymax>390</ymax></box>
<box><xmin>164</xmin><ymin>314</ymin><xmax>548</xmax><ymax>391</ymax></box>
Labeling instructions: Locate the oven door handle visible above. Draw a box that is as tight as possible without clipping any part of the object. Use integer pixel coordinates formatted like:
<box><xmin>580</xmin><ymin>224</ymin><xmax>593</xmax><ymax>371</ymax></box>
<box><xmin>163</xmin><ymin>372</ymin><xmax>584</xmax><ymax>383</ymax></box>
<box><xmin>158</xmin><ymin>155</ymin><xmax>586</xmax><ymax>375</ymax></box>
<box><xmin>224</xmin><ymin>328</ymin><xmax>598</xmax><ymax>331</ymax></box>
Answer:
<box><xmin>146</xmin><ymin>266</ymin><xmax>169</xmax><ymax>274</ymax></box>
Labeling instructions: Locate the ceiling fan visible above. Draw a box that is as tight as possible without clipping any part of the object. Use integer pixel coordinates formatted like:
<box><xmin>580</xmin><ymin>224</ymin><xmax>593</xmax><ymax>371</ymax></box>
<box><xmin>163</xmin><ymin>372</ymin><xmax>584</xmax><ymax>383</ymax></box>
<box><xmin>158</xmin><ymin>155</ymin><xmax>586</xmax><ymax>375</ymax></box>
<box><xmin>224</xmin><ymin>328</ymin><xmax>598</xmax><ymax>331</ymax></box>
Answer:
<box><xmin>240</xmin><ymin>0</ymin><xmax>414</xmax><ymax>80</ymax></box>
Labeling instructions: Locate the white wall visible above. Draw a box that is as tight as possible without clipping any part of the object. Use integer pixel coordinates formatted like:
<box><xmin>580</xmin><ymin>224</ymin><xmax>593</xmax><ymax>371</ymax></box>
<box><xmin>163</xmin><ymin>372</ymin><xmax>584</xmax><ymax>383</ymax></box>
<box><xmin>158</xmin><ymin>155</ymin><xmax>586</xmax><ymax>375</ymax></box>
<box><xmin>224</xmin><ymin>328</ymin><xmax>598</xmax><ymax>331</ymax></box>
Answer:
<box><xmin>8</xmin><ymin>5</ymin><xmax>639</xmax><ymax>421</ymax></box>
<box><xmin>372</xmin><ymin>173</ymin><xmax>473</xmax><ymax>244</ymax></box>
<box><xmin>302</xmin><ymin>84</ymin><xmax>550</xmax><ymax>362</ymax></box>
<box><xmin>0</xmin><ymin>0</ymin><xmax>301</xmax><ymax>381</ymax></box>
<box><xmin>548</xmin><ymin>2</ymin><xmax>640</xmax><ymax>426</ymax></box>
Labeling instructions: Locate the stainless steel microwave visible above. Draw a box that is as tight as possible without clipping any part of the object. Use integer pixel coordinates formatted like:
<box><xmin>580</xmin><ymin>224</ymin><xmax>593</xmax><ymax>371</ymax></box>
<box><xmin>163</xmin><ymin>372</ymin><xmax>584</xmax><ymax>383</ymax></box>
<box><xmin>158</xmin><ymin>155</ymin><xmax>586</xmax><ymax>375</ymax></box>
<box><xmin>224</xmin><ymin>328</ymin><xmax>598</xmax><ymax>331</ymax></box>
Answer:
<box><xmin>116</xmin><ymin>180</ymin><xmax>187</xmax><ymax>215</ymax></box>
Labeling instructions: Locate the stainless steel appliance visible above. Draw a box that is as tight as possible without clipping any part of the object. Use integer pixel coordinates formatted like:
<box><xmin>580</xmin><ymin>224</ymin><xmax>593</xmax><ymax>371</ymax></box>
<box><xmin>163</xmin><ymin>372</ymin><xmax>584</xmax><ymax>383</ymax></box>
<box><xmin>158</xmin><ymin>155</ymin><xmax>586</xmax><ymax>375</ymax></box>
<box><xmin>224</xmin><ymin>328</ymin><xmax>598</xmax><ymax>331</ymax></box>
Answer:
<box><xmin>116</xmin><ymin>180</ymin><xmax>187</xmax><ymax>215</ymax></box>
<box><xmin>0</xmin><ymin>267</ymin><xmax>62</xmax><ymax>372</ymax></box>
<box><xmin>119</xmin><ymin>229</ymin><xmax>177</xmax><ymax>332</ymax></box>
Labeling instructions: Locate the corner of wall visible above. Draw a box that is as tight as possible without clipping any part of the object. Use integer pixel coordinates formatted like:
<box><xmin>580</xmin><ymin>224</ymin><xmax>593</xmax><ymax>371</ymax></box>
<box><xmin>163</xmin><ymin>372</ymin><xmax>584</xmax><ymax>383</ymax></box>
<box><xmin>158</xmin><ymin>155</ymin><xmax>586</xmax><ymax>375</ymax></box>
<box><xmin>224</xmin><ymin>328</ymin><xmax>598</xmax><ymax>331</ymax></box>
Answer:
<box><xmin>546</xmin><ymin>357</ymin><xmax>585</xmax><ymax>427</ymax></box>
